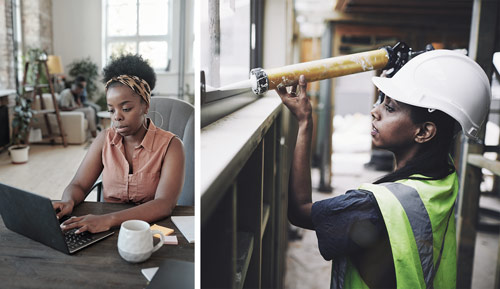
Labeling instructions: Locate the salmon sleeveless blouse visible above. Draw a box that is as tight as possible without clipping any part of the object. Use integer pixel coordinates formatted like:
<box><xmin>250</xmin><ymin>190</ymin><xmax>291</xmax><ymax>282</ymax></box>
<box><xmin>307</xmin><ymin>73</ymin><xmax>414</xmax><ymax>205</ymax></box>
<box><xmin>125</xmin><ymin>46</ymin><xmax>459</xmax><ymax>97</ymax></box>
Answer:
<box><xmin>101</xmin><ymin>121</ymin><xmax>176</xmax><ymax>203</ymax></box>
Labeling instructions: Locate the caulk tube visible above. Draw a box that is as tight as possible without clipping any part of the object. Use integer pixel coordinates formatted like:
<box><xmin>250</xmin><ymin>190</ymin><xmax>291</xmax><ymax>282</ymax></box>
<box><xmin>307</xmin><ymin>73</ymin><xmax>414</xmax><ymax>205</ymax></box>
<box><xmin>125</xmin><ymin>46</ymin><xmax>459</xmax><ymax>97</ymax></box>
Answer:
<box><xmin>250</xmin><ymin>48</ymin><xmax>390</xmax><ymax>95</ymax></box>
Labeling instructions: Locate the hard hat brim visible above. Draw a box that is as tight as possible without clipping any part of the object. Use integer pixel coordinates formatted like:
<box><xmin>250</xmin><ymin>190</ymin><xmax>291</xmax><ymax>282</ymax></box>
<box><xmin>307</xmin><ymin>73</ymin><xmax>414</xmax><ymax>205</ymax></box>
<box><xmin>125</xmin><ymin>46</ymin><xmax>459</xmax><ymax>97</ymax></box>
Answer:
<box><xmin>371</xmin><ymin>76</ymin><xmax>409</xmax><ymax>105</ymax></box>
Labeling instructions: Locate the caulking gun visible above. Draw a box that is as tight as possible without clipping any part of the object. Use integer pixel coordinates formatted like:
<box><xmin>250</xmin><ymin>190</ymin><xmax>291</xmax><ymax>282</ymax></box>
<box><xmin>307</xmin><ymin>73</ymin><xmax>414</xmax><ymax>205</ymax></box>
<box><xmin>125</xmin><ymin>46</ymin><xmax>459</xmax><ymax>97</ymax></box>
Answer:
<box><xmin>248</xmin><ymin>42</ymin><xmax>434</xmax><ymax>95</ymax></box>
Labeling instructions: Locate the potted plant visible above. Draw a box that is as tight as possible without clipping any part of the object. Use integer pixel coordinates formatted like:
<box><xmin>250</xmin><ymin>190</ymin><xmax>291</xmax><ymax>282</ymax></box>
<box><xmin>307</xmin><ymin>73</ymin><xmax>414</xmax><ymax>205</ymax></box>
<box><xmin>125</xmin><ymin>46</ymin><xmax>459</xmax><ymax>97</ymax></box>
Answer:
<box><xmin>9</xmin><ymin>94</ymin><xmax>33</xmax><ymax>164</ymax></box>
<box><xmin>68</xmin><ymin>57</ymin><xmax>99</xmax><ymax>100</ymax></box>
<box><xmin>25</xmin><ymin>47</ymin><xmax>49</xmax><ymax>92</ymax></box>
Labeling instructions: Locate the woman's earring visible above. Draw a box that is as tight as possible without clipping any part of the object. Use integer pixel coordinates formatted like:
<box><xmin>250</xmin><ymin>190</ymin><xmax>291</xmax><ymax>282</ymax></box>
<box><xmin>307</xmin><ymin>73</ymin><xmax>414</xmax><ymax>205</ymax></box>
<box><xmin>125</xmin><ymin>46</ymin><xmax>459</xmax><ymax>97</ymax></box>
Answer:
<box><xmin>148</xmin><ymin>111</ymin><xmax>164</xmax><ymax>128</ymax></box>
<box><xmin>142</xmin><ymin>115</ymin><xmax>150</xmax><ymax>131</ymax></box>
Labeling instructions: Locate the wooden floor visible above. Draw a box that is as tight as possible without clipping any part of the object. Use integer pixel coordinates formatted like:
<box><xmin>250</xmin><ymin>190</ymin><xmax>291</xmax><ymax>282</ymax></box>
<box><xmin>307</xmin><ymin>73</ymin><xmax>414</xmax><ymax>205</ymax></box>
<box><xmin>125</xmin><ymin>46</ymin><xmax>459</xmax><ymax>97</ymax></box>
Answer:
<box><xmin>0</xmin><ymin>141</ymin><xmax>97</xmax><ymax>201</ymax></box>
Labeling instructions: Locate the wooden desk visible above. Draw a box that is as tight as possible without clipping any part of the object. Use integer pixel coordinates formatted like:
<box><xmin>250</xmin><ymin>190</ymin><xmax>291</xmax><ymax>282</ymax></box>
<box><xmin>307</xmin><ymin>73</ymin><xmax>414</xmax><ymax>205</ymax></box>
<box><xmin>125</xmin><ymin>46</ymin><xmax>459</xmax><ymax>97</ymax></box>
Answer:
<box><xmin>0</xmin><ymin>202</ymin><xmax>194</xmax><ymax>289</ymax></box>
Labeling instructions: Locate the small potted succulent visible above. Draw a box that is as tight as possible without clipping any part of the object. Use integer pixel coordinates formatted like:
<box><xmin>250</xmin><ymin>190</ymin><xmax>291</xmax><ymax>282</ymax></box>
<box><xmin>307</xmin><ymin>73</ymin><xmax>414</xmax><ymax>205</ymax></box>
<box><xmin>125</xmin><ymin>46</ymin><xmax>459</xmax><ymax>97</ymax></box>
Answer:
<box><xmin>9</xmin><ymin>94</ymin><xmax>33</xmax><ymax>164</ymax></box>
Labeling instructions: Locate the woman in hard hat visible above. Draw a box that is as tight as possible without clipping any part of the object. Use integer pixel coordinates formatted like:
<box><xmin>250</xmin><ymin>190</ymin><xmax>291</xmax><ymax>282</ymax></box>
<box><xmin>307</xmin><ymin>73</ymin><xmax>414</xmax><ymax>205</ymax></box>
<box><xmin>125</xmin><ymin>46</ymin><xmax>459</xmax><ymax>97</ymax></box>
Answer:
<box><xmin>277</xmin><ymin>50</ymin><xmax>491</xmax><ymax>289</ymax></box>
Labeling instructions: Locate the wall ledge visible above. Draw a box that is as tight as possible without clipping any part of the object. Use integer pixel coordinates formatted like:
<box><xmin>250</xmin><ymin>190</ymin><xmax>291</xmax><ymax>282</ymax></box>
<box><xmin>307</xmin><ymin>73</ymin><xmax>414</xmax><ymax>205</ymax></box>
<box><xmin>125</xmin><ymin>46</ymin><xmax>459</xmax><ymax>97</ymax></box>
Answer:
<box><xmin>201</xmin><ymin>91</ymin><xmax>282</xmax><ymax>213</ymax></box>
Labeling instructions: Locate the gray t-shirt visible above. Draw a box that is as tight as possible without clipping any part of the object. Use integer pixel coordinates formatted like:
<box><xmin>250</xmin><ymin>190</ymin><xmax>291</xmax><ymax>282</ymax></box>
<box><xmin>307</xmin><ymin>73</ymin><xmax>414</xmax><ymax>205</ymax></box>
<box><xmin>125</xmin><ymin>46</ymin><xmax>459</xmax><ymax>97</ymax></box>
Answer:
<box><xmin>58</xmin><ymin>88</ymin><xmax>78</xmax><ymax>108</ymax></box>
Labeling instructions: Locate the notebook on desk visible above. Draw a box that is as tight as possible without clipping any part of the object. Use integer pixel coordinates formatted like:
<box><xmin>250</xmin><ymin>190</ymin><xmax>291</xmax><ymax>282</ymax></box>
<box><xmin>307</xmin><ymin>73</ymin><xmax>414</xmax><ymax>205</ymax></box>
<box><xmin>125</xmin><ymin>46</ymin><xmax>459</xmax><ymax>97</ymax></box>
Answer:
<box><xmin>146</xmin><ymin>259</ymin><xmax>194</xmax><ymax>289</ymax></box>
<box><xmin>0</xmin><ymin>183</ymin><xmax>114</xmax><ymax>254</ymax></box>
<box><xmin>171</xmin><ymin>216</ymin><xmax>195</xmax><ymax>243</ymax></box>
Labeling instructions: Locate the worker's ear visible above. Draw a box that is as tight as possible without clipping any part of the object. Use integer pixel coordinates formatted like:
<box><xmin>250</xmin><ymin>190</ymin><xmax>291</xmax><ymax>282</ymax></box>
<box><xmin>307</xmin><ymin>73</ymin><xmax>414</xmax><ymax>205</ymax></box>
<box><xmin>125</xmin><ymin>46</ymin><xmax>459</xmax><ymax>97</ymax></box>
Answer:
<box><xmin>415</xmin><ymin>122</ymin><xmax>436</xmax><ymax>144</ymax></box>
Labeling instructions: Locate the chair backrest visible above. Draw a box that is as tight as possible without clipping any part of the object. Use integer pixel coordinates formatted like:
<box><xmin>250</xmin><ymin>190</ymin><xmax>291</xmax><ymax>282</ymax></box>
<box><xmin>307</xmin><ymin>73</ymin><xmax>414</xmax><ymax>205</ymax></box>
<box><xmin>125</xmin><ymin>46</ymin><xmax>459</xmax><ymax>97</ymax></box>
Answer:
<box><xmin>147</xmin><ymin>96</ymin><xmax>194</xmax><ymax>206</ymax></box>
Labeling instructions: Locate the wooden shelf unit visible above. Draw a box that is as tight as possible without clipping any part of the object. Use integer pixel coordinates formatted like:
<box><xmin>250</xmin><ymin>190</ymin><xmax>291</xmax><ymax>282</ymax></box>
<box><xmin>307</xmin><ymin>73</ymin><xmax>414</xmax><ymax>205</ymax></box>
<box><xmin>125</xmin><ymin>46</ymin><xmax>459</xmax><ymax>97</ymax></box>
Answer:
<box><xmin>22</xmin><ymin>60</ymin><xmax>67</xmax><ymax>147</ymax></box>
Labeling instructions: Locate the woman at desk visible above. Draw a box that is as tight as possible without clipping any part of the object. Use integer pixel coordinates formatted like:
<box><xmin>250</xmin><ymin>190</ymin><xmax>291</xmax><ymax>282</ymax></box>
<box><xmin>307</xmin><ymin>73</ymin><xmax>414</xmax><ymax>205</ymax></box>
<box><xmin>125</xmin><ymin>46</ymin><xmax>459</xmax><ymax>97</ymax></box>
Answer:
<box><xmin>53</xmin><ymin>54</ymin><xmax>185</xmax><ymax>234</ymax></box>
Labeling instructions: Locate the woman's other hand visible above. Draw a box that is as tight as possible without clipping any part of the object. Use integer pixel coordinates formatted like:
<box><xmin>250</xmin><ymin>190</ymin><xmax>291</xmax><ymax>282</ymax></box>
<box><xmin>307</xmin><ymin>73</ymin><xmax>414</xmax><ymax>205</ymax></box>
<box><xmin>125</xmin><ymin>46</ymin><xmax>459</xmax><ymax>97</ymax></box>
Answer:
<box><xmin>276</xmin><ymin>75</ymin><xmax>312</xmax><ymax>124</ymax></box>
<box><xmin>52</xmin><ymin>200</ymin><xmax>75</xmax><ymax>220</ymax></box>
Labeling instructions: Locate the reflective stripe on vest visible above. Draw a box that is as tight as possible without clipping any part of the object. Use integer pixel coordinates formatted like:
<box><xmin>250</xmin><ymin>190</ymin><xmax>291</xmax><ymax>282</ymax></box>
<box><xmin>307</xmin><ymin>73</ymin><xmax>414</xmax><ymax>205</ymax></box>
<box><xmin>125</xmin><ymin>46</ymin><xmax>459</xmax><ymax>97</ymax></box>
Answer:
<box><xmin>381</xmin><ymin>183</ymin><xmax>435</xmax><ymax>288</ymax></box>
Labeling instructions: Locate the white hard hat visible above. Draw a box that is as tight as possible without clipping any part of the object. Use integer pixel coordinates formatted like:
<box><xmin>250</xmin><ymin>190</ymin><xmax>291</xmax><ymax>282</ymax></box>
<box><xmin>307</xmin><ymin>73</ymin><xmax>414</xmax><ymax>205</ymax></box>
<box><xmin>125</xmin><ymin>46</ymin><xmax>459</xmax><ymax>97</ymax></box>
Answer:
<box><xmin>372</xmin><ymin>49</ymin><xmax>491</xmax><ymax>139</ymax></box>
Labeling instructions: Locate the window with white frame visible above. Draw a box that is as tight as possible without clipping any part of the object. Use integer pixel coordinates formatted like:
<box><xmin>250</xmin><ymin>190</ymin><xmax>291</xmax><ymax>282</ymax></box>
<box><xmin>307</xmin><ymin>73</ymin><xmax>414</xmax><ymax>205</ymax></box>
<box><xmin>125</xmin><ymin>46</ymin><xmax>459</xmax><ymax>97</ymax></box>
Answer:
<box><xmin>104</xmin><ymin>0</ymin><xmax>171</xmax><ymax>71</ymax></box>
<box><xmin>13</xmin><ymin>0</ymin><xmax>23</xmax><ymax>89</ymax></box>
<box><xmin>200</xmin><ymin>0</ymin><xmax>251</xmax><ymax>88</ymax></box>
<box><xmin>200</xmin><ymin>0</ymin><xmax>263</xmax><ymax>126</ymax></box>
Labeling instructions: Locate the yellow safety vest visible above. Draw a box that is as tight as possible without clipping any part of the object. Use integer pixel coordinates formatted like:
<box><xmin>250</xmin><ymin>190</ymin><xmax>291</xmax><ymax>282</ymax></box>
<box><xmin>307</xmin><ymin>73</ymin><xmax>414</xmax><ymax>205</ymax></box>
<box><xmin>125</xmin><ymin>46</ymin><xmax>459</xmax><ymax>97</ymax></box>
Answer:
<box><xmin>331</xmin><ymin>173</ymin><xmax>458</xmax><ymax>289</ymax></box>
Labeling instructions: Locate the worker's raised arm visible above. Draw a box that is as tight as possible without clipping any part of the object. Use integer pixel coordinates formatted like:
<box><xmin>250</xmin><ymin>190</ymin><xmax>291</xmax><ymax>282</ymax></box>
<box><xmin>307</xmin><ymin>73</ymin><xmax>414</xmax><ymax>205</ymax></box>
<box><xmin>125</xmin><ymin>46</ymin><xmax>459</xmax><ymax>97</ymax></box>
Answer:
<box><xmin>276</xmin><ymin>75</ymin><xmax>314</xmax><ymax>229</ymax></box>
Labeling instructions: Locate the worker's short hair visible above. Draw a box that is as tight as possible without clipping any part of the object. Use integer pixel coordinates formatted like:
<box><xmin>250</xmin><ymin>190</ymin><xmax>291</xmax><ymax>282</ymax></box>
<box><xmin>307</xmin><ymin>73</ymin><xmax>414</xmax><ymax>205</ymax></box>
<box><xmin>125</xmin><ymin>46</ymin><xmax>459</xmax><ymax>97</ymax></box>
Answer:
<box><xmin>74</xmin><ymin>76</ymin><xmax>86</xmax><ymax>88</ymax></box>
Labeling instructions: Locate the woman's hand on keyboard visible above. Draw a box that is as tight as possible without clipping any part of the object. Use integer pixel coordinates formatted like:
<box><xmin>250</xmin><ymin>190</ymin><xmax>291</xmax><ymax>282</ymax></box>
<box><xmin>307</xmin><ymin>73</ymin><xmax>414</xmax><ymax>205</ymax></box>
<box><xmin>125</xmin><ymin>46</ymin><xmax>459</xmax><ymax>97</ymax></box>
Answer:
<box><xmin>59</xmin><ymin>214</ymin><xmax>111</xmax><ymax>234</ymax></box>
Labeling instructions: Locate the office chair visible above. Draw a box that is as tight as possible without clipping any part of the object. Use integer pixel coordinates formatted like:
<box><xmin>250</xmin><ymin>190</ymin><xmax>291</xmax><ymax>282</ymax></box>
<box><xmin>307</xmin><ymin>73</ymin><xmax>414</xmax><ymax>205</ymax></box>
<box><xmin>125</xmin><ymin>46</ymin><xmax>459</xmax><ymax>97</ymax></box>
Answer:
<box><xmin>93</xmin><ymin>97</ymin><xmax>194</xmax><ymax>206</ymax></box>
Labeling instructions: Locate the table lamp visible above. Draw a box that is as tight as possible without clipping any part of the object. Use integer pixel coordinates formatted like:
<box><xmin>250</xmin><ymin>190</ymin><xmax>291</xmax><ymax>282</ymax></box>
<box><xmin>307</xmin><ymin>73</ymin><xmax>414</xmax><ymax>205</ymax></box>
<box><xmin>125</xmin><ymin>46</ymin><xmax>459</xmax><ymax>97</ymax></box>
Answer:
<box><xmin>47</xmin><ymin>55</ymin><xmax>64</xmax><ymax>74</ymax></box>
<box><xmin>47</xmin><ymin>55</ymin><xmax>64</xmax><ymax>92</ymax></box>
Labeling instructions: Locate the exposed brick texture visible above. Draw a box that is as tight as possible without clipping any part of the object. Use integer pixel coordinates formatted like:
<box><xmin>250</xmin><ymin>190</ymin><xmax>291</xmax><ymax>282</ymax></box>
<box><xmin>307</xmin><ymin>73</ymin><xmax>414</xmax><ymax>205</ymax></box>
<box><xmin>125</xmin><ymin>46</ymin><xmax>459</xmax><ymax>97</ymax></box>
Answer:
<box><xmin>22</xmin><ymin>0</ymin><xmax>53</xmax><ymax>53</ymax></box>
<box><xmin>0</xmin><ymin>0</ymin><xmax>53</xmax><ymax>89</ymax></box>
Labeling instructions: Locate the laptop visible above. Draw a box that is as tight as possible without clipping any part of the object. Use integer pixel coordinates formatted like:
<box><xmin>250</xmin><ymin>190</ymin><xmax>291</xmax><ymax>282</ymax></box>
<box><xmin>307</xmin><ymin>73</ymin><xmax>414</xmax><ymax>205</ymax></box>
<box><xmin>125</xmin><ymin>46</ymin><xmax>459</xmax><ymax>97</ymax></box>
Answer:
<box><xmin>0</xmin><ymin>183</ymin><xmax>114</xmax><ymax>254</ymax></box>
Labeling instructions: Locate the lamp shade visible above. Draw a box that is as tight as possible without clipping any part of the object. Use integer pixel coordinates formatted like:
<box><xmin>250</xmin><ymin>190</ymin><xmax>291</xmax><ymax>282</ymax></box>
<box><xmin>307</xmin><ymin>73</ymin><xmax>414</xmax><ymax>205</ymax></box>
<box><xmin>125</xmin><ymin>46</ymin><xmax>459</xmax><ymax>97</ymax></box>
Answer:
<box><xmin>47</xmin><ymin>55</ymin><xmax>64</xmax><ymax>74</ymax></box>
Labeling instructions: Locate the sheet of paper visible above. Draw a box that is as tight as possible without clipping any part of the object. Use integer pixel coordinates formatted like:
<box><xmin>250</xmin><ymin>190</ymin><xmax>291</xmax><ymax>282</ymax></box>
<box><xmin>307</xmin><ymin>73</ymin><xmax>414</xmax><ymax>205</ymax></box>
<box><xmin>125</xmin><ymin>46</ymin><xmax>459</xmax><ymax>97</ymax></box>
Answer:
<box><xmin>171</xmin><ymin>216</ymin><xmax>195</xmax><ymax>243</ymax></box>
<box><xmin>141</xmin><ymin>267</ymin><xmax>159</xmax><ymax>282</ymax></box>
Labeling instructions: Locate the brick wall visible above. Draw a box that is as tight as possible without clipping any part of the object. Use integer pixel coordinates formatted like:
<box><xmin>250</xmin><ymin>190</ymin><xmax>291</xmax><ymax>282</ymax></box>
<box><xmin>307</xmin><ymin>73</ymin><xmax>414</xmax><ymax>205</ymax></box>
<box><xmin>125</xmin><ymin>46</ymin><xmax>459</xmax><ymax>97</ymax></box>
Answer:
<box><xmin>0</xmin><ymin>0</ymin><xmax>54</xmax><ymax>90</ymax></box>
<box><xmin>22</xmin><ymin>0</ymin><xmax>53</xmax><ymax>54</ymax></box>
<box><xmin>0</xmin><ymin>0</ymin><xmax>15</xmax><ymax>89</ymax></box>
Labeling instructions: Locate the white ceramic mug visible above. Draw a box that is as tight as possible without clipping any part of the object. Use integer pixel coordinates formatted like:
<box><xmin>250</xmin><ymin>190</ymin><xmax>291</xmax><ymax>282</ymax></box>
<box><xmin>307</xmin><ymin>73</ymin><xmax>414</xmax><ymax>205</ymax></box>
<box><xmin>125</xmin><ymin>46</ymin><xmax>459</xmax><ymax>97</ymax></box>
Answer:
<box><xmin>117</xmin><ymin>220</ymin><xmax>165</xmax><ymax>263</ymax></box>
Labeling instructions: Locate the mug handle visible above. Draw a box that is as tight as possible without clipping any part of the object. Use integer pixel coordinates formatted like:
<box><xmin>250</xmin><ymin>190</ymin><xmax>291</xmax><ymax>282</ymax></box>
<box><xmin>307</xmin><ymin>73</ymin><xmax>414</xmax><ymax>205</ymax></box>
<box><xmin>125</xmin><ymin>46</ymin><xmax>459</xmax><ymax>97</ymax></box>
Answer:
<box><xmin>151</xmin><ymin>230</ymin><xmax>165</xmax><ymax>253</ymax></box>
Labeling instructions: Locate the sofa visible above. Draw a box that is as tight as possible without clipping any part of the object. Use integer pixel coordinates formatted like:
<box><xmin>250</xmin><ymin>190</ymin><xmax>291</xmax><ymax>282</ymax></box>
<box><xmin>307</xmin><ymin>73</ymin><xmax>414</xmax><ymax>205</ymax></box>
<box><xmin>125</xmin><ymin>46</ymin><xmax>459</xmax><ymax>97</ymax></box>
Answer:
<box><xmin>31</xmin><ymin>93</ymin><xmax>89</xmax><ymax>144</ymax></box>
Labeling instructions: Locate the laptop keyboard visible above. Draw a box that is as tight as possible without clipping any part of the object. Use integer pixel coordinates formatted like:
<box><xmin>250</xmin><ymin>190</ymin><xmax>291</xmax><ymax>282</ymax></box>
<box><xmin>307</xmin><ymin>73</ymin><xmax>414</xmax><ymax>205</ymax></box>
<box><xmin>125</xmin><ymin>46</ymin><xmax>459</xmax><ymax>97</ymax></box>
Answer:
<box><xmin>64</xmin><ymin>229</ymin><xmax>96</xmax><ymax>251</ymax></box>
<box><xmin>58</xmin><ymin>215</ymin><xmax>114</xmax><ymax>253</ymax></box>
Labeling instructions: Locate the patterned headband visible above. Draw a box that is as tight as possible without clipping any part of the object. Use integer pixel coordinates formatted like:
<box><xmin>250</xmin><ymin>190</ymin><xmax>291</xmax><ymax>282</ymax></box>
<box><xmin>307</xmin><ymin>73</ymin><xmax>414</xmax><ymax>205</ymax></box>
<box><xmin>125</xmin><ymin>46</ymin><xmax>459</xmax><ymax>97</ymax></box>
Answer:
<box><xmin>105</xmin><ymin>75</ymin><xmax>151</xmax><ymax>105</ymax></box>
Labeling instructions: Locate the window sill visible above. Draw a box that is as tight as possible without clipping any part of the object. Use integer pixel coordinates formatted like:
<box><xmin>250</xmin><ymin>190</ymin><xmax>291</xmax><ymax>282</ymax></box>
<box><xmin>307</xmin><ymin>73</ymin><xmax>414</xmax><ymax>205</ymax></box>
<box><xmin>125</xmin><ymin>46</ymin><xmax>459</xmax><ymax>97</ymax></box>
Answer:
<box><xmin>201</xmin><ymin>91</ymin><xmax>282</xmax><ymax>207</ymax></box>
